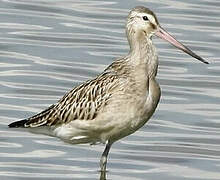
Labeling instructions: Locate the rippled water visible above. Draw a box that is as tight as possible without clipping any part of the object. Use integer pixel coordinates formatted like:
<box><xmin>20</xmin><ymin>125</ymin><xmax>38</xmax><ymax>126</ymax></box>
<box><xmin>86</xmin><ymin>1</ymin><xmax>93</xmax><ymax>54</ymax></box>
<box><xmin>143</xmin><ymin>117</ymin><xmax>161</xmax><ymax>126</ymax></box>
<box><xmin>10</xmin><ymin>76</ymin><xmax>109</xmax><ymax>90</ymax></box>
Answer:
<box><xmin>0</xmin><ymin>0</ymin><xmax>219</xmax><ymax>179</ymax></box>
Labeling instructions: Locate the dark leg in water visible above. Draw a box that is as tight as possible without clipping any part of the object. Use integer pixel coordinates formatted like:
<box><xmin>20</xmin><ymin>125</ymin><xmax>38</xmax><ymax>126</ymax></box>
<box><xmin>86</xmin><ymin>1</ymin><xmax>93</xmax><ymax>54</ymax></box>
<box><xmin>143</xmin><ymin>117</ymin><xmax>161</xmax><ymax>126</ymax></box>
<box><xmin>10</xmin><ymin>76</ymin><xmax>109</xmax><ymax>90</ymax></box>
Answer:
<box><xmin>99</xmin><ymin>141</ymin><xmax>112</xmax><ymax>180</ymax></box>
<box><xmin>100</xmin><ymin>141</ymin><xmax>112</xmax><ymax>172</ymax></box>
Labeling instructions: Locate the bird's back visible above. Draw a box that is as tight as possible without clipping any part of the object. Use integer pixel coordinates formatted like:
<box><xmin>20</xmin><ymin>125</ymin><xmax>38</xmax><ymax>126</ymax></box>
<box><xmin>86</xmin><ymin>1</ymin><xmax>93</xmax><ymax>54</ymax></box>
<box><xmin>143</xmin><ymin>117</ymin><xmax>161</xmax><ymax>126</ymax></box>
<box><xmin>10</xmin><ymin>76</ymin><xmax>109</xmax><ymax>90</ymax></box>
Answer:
<box><xmin>9</xmin><ymin>67</ymin><xmax>121</xmax><ymax>128</ymax></box>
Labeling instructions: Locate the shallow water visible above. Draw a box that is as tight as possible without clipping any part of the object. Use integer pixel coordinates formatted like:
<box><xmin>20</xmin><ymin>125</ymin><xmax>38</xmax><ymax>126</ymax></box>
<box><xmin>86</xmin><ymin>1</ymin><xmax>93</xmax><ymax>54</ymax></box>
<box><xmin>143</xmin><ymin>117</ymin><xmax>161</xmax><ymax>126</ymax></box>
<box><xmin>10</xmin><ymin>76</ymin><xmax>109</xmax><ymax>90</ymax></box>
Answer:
<box><xmin>0</xmin><ymin>0</ymin><xmax>220</xmax><ymax>179</ymax></box>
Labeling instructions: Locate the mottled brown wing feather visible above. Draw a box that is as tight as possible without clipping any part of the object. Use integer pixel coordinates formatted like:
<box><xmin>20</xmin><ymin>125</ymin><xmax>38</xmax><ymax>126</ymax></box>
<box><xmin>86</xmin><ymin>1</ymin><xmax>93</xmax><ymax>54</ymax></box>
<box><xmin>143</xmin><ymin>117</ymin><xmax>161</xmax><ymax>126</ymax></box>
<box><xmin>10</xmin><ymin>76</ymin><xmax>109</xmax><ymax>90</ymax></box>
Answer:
<box><xmin>23</xmin><ymin>71</ymin><xmax>119</xmax><ymax>127</ymax></box>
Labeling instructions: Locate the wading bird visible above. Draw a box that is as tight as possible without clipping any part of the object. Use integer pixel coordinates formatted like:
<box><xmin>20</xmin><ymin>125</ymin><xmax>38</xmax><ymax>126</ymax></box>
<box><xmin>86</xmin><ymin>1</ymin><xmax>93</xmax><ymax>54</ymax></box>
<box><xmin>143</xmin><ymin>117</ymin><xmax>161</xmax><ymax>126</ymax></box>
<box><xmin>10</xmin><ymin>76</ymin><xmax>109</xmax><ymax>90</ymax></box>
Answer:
<box><xmin>8</xmin><ymin>6</ymin><xmax>208</xmax><ymax>173</ymax></box>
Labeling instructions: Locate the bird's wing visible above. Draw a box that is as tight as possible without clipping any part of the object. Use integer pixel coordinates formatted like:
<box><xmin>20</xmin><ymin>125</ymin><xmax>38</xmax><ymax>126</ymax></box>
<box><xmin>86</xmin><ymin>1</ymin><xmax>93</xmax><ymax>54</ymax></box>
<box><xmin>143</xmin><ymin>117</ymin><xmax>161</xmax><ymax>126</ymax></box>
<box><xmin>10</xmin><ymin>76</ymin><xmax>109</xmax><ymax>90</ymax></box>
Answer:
<box><xmin>22</xmin><ymin>72</ymin><xmax>119</xmax><ymax>128</ymax></box>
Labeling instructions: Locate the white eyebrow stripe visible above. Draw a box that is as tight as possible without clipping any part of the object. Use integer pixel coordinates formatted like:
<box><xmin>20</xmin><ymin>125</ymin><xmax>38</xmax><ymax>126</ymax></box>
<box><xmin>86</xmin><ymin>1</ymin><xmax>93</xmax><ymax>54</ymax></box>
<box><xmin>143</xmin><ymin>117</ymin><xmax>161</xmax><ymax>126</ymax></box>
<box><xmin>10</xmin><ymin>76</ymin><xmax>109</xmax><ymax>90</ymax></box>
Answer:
<box><xmin>138</xmin><ymin>13</ymin><xmax>157</xmax><ymax>25</ymax></box>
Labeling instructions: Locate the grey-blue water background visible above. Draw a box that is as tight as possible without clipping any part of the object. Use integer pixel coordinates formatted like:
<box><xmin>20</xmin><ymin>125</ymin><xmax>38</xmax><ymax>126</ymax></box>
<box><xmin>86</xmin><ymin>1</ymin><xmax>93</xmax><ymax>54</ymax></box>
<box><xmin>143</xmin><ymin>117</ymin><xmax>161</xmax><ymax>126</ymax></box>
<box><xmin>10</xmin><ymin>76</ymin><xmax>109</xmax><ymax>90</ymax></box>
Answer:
<box><xmin>0</xmin><ymin>0</ymin><xmax>220</xmax><ymax>179</ymax></box>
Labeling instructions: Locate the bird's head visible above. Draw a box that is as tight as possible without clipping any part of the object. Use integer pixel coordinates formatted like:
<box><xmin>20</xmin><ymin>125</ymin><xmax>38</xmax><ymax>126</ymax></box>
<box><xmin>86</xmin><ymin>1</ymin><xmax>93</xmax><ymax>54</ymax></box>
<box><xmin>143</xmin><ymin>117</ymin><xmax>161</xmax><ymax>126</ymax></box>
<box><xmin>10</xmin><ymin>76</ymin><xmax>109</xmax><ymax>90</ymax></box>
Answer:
<box><xmin>126</xmin><ymin>6</ymin><xmax>209</xmax><ymax>64</ymax></box>
<box><xmin>127</xmin><ymin>6</ymin><xmax>159</xmax><ymax>38</ymax></box>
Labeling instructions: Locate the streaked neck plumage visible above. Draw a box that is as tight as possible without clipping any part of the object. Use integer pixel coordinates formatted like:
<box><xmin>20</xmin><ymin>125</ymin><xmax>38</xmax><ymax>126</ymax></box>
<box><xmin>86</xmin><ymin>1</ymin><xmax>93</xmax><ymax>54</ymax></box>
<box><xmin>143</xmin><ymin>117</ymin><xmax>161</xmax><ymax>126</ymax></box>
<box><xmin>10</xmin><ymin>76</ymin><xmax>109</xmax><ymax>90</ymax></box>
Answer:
<box><xmin>126</xmin><ymin>23</ymin><xmax>158</xmax><ymax>79</ymax></box>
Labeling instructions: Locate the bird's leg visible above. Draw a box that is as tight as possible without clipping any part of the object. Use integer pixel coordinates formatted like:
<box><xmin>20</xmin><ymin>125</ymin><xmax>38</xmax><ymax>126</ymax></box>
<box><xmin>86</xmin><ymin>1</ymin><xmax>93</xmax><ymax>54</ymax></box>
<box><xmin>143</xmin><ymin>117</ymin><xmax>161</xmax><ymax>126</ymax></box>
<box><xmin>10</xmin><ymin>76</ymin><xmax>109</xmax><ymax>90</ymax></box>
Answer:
<box><xmin>100</xmin><ymin>141</ymin><xmax>112</xmax><ymax>172</ymax></box>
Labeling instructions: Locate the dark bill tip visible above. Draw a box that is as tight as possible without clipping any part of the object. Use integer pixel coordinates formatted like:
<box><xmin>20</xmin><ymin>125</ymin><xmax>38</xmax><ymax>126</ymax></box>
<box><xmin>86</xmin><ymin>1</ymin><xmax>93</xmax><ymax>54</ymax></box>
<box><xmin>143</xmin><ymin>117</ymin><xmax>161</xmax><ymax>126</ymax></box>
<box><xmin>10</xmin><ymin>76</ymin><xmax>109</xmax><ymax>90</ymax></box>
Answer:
<box><xmin>182</xmin><ymin>45</ymin><xmax>209</xmax><ymax>64</ymax></box>
<box><xmin>155</xmin><ymin>26</ymin><xmax>209</xmax><ymax>64</ymax></box>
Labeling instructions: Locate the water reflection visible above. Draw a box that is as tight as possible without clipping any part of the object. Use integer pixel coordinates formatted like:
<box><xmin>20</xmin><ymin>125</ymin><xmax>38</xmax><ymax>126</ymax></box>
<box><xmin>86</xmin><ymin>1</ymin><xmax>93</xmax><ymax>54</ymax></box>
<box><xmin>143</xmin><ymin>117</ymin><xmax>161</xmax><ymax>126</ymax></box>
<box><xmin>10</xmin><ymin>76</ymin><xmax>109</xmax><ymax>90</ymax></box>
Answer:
<box><xmin>100</xmin><ymin>171</ymin><xmax>106</xmax><ymax>180</ymax></box>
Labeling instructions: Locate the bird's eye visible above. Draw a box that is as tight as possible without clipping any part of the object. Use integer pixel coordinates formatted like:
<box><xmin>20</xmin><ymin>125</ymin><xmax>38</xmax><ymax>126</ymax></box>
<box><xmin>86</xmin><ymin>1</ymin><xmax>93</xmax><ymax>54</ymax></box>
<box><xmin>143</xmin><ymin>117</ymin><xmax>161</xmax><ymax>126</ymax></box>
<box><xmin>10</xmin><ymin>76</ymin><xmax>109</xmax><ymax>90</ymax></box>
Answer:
<box><xmin>143</xmin><ymin>16</ymin><xmax>148</xmax><ymax>21</ymax></box>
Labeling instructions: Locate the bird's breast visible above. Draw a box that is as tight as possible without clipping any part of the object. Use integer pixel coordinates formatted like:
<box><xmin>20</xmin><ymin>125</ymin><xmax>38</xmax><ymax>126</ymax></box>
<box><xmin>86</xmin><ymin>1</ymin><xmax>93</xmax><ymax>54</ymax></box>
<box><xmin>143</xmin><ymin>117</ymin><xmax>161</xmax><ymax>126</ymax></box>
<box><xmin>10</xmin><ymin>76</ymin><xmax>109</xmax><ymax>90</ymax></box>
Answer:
<box><xmin>129</xmin><ymin>78</ymin><xmax>161</xmax><ymax>131</ymax></box>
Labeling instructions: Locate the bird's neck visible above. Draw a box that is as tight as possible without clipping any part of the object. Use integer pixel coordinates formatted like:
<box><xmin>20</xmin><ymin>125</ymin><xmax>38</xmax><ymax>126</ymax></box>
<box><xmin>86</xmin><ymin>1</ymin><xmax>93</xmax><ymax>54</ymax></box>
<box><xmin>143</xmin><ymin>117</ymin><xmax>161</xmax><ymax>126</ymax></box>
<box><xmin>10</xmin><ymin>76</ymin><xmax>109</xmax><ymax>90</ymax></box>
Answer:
<box><xmin>127</xmin><ymin>32</ymin><xmax>158</xmax><ymax>78</ymax></box>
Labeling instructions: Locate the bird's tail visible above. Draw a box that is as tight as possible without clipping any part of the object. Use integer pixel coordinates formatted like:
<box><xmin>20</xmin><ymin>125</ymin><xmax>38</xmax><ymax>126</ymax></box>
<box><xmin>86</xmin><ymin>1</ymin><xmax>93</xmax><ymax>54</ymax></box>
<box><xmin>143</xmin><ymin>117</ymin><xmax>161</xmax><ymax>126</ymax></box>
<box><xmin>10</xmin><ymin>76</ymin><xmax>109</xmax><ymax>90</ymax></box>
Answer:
<box><xmin>8</xmin><ymin>104</ymin><xmax>55</xmax><ymax>128</ymax></box>
<box><xmin>8</xmin><ymin>119</ymin><xmax>28</xmax><ymax>128</ymax></box>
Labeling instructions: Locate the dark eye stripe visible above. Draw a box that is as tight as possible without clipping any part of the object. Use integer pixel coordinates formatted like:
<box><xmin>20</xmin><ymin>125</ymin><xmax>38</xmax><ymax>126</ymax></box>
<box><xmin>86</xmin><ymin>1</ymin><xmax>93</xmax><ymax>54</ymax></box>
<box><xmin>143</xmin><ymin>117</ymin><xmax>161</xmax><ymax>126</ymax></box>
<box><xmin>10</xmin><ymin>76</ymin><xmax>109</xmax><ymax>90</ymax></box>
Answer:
<box><xmin>143</xmin><ymin>16</ymin><xmax>148</xmax><ymax>21</ymax></box>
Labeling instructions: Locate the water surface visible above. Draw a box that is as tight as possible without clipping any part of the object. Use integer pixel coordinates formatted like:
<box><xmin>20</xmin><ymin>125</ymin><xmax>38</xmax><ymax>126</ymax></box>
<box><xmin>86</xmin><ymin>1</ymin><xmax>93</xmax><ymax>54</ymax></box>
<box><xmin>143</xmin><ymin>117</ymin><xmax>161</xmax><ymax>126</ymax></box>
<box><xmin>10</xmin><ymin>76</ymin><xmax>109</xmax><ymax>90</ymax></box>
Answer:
<box><xmin>0</xmin><ymin>0</ymin><xmax>220</xmax><ymax>179</ymax></box>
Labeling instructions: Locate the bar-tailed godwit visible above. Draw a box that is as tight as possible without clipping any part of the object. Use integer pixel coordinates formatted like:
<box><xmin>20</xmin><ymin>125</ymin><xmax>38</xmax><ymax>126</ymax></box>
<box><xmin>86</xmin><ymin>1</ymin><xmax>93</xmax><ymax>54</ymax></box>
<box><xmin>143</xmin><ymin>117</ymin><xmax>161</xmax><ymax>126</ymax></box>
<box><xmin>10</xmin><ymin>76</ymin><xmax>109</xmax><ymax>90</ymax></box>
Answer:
<box><xmin>8</xmin><ymin>6</ymin><xmax>208</xmax><ymax>173</ymax></box>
